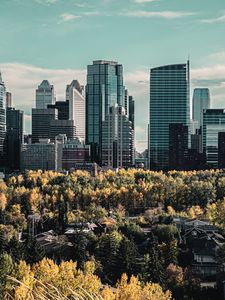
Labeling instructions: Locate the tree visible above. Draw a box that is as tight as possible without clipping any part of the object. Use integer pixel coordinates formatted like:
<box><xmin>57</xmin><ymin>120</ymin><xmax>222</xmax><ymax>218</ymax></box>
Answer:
<box><xmin>142</xmin><ymin>232</ymin><xmax>166</xmax><ymax>288</ymax></box>
<box><xmin>24</xmin><ymin>236</ymin><xmax>45</xmax><ymax>264</ymax></box>
<box><xmin>0</xmin><ymin>253</ymin><xmax>14</xmax><ymax>296</ymax></box>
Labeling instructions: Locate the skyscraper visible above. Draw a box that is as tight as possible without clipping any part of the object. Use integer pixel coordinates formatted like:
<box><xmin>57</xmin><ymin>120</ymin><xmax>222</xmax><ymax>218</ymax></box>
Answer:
<box><xmin>129</xmin><ymin>95</ymin><xmax>135</xmax><ymax>130</ymax></box>
<box><xmin>169</xmin><ymin>123</ymin><xmax>188</xmax><ymax>170</ymax></box>
<box><xmin>67</xmin><ymin>80</ymin><xmax>85</xmax><ymax>140</ymax></box>
<box><xmin>48</xmin><ymin>101</ymin><xmax>69</xmax><ymax>120</ymax></box>
<box><xmin>86</xmin><ymin>60</ymin><xmax>124</xmax><ymax>164</ymax></box>
<box><xmin>193</xmin><ymin>88</ymin><xmax>211</xmax><ymax>129</ymax></box>
<box><xmin>0</xmin><ymin>72</ymin><xmax>6</xmax><ymax>157</ymax></box>
<box><xmin>32</xmin><ymin>108</ymin><xmax>57</xmax><ymax>143</ymax></box>
<box><xmin>6</xmin><ymin>107</ymin><xmax>24</xmax><ymax>170</ymax></box>
<box><xmin>36</xmin><ymin>80</ymin><xmax>55</xmax><ymax>109</ymax></box>
<box><xmin>6</xmin><ymin>92</ymin><xmax>12</xmax><ymax>108</ymax></box>
<box><xmin>149</xmin><ymin>61</ymin><xmax>190</xmax><ymax>170</ymax></box>
<box><xmin>101</xmin><ymin>106</ymin><xmax>134</xmax><ymax>168</ymax></box>
<box><xmin>203</xmin><ymin>109</ymin><xmax>225</xmax><ymax>168</ymax></box>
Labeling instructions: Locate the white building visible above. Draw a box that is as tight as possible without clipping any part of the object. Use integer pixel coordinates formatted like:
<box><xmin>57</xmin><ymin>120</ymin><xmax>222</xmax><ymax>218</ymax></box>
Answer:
<box><xmin>66</xmin><ymin>80</ymin><xmax>85</xmax><ymax>140</ymax></box>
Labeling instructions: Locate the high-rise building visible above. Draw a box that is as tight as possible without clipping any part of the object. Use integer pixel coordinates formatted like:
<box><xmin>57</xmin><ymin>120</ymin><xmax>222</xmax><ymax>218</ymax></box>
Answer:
<box><xmin>86</xmin><ymin>60</ymin><xmax>124</xmax><ymax>164</ymax></box>
<box><xmin>67</xmin><ymin>80</ymin><xmax>85</xmax><ymax>140</ymax></box>
<box><xmin>203</xmin><ymin>109</ymin><xmax>225</xmax><ymax>168</ymax></box>
<box><xmin>129</xmin><ymin>95</ymin><xmax>135</xmax><ymax>130</ymax></box>
<box><xmin>32</xmin><ymin>108</ymin><xmax>57</xmax><ymax>143</ymax></box>
<box><xmin>0</xmin><ymin>72</ymin><xmax>6</xmax><ymax>158</ymax></box>
<box><xmin>36</xmin><ymin>80</ymin><xmax>55</xmax><ymax>109</ymax></box>
<box><xmin>193</xmin><ymin>88</ymin><xmax>211</xmax><ymax>129</ymax></box>
<box><xmin>169</xmin><ymin>123</ymin><xmax>188</xmax><ymax>170</ymax></box>
<box><xmin>218</xmin><ymin>132</ymin><xmax>225</xmax><ymax>169</ymax></box>
<box><xmin>149</xmin><ymin>61</ymin><xmax>190</xmax><ymax>170</ymax></box>
<box><xmin>101</xmin><ymin>106</ymin><xmax>134</xmax><ymax>168</ymax></box>
<box><xmin>6</xmin><ymin>92</ymin><xmax>12</xmax><ymax>108</ymax></box>
<box><xmin>48</xmin><ymin>101</ymin><xmax>69</xmax><ymax>120</ymax></box>
<box><xmin>6</xmin><ymin>107</ymin><xmax>24</xmax><ymax>170</ymax></box>
<box><xmin>21</xmin><ymin>139</ymin><xmax>61</xmax><ymax>171</ymax></box>
<box><xmin>124</xmin><ymin>89</ymin><xmax>129</xmax><ymax>117</ymax></box>
<box><xmin>50</xmin><ymin>119</ymin><xmax>76</xmax><ymax>141</ymax></box>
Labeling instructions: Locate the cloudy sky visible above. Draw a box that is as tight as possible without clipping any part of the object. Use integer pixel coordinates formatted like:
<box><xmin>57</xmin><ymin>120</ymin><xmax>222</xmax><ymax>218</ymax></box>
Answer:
<box><xmin>0</xmin><ymin>0</ymin><xmax>225</xmax><ymax>151</ymax></box>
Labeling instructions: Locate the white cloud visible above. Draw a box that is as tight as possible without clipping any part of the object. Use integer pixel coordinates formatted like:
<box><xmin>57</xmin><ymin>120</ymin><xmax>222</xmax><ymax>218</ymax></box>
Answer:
<box><xmin>120</xmin><ymin>10</ymin><xmax>196</xmax><ymax>19</ymax></box>
<box><xmin>60</xmin><ymin>13</ymin><xmax>81</xmax><ymax>22</ymax></box>
<box><xmin>201</xmin><ymin>14</ymin><xmax>225</xmax><ymax>23</ymax></box>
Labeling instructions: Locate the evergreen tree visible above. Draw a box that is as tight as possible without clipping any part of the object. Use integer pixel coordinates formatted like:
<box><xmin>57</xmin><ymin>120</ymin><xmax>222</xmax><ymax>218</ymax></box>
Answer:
<box><xmin>142</xmin><ymin>232</ymin><xmax>166</xmax><ymax>288</ymax></box>
<box><xmin>72</xmin><ymin>232</ymin><xmax>88</xmax><ymax>268</ymax></box>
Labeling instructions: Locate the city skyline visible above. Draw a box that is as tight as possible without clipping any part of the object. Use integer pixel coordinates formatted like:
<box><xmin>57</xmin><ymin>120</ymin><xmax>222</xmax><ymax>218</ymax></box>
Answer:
<box><xmin>1</xmin><ymin>0</ymin><xmax>225</xmax><ymax>151</ymax></box>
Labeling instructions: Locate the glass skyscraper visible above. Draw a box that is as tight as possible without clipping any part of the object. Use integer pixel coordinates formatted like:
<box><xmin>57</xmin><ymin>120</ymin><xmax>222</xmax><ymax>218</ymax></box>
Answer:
<box><xmin>193</xmin><ymin>88</ymin><xmax>211</xmax><ymax>129</ymax></box>
<box><xmin>203</xmin><ymin>109</ymin><xmax>225</xmax><ymax>168</ymax></box>
<box><xmin>36</xmin><ymin>80</ymin><xmax>55</xmax><ymax>109</ymax></box>
<box><xmin>86</xmin><ymin>60</ymin><xmax>124</xmax><ymax>164</ymax></box>
<box><xmin>149</xmin><ymin>61</ymin><xmax>190</xmax><ymax>170</ymax></box>
<box><xmin>0</xmin><ymin>72</ymin><xmax>6</xmax><ymax>156</ymax></box>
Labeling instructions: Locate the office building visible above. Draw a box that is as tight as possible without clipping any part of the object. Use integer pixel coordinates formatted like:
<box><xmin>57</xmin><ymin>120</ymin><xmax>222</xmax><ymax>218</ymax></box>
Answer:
<box><xmin>101</xmin><ymin>105</ymin><xmax>134</xmax><ymax>168</ymax></box>
<box><xmin>21</xmin><ymin>139</ymin><xmax>60</xmax><ymax>171</ymax></box>
<box><xmin>0</xmin><ymin>72</ymin><xmax>6</xmax><ymax>158</ymax></box>
<box><xmin>203</xmin><ymin>109</ymin><xmax>225</xmax><ymax>168</ymax></box>
<box><xmin>6</xmin><ymin>92</ymin><xmax>12</xmax><ymax>108</ymax></box>
<box><xmin>67</xmin><ymin>80</ymin><xmax>85</xmax><ymax>140</ymax></box>
<box><xmin>169</xmin><ymin>123</ymin><xmax>188</xmax><ymax>170</ymax></box>
<box><xmin>218</xmin><ymin>132</ymin><xmax>225</xmax><ymax>169</ymax></box>
<box><xmin>48</xmin><ymin>100</ymin><xmax>69</xmax><ymax>120</ymax></box>
<box><xmin>149</xmin><ymin>61</ymin><xmax>190</xmax><ymax>170</ymax></box>
<box><xmin>191</xmin><ymin>128</ymin><xmax>202</xmax><ymax>153</ymax></box>
<box><xmin>62</xmin><ymin>138</ymin><xmax>90</xmax><ymax>170</ymax></box>
<box><xmin>6</xmin><ymin>107</ymin><xmax>24</xmax><ymax>170</ymax></box>
<box><xmin>86</xmin><ymin>60</ymin><xmax>124</xmax><ymax>164</ymax></box>
<box><xmin>36</xmin><ymin>80</ymin><xmax>55</xmax><ymax>109</ymax></box>
<box><xmin>32</xmin><ymin>108</ymin><xmax>57</xmax><ymax>143</ymax></box>
<box><xmin>129</xmin><ymin>95</ymin><xmax>135</xmax><ymax>130</ymax></box>
<box><xmin>50</xmin><ymin>119</ymin><xmax>76</xmax><ymax>141</ymax></box>
<box><xmin>193</xmin><ymin>88</ymin><xmax>211</xmax><ymax>129</ymax></box>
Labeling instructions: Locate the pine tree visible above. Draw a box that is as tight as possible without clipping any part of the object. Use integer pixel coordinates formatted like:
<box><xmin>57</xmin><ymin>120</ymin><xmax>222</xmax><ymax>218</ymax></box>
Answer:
<box><xmin>24</xmin><ymin>236</ymin><xmax>45</xmax><ymax>265</ymax></box>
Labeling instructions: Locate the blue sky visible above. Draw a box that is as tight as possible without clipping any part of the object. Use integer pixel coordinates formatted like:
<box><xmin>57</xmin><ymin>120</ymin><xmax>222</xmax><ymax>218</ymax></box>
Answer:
<box><xmin>0</xmin><ymin>0</ymin><xmax>225</xmax><ymax>151</ymax></box>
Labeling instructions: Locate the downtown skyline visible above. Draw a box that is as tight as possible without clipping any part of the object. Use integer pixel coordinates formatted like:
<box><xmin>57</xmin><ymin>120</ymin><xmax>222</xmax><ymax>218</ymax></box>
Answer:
<box><xmin>1</xmin><ymin>0</ymin><xmax>225</xmax><ymax>151</ymax></box>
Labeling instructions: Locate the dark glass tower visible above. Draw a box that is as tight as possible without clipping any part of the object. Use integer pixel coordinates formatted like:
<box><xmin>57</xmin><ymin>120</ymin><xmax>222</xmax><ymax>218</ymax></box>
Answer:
<box><xmin>86</xmin><ymin>60</ymin><xmax>124</xmax><ymax>164</ymax></box>
<box><xmin>149</xmin><ymin>61</ymin><xmax>190</xmax><ymax>170</ymax></box>
<box><xmin>6</xmin><ymin>107</ymin><xmax>24</xmax><ymax>170</ymax></box>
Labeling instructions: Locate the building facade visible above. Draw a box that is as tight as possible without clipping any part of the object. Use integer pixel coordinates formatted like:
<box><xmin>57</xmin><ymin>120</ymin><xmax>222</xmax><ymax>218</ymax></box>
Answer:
<box><xmin>149</xmin><ymin>62</ymin><xmax>190</xmax><ymax>170</ymax></box>
<box><xmin>193</xmin><ymin>88</ymin><xmax>211</xmax><ymax>129</ymax></box>
<box><xmin>6</xmin><ymin>107</ymin><xmax>24</xmax><ymax>170</ymax></box>
<box><xmin>48</xmin><ymin>100</ymin><xmax>69</xmax><ymax>120</ymax></box>
<box><xmin>62</xmin><ymin>138</ymin><xmax>90</xmax><ymax>170</ymax></box>
<box><xmin>21</xmin><ymin>139</ymin><xmax>60</xmax><ymax>171</ymax></box>
<box><xmin>50</xmin><ymin>119</ymin><xmax>76</xmax><ymax>141</ymax></box>
<box><xmin>36</xmin><ymin>80</ymin><xmax>55</xmax><ymax>109</ymax></box>
<box><xmin>218</xmin><ymin>132</ymin><xmax>225</xmax><ymax>169</ymax></box>
<box><xmin>101</xmin><ymin>106</ymin><xmax>134</xmax><ymax>168</ymax></box>
<box><xmin>169</xmin><ymin>123</ymin><xmax>188</xmax><ymax>170</ymax></box>
<box><xmin>0</xmin><ymin>73</ymin><xmax>6</xmax><ymax>158</ymax></box>
<box><xmin>6</xmin><ymin>92</ymin><xmax>12</xmax><ymax>108</ymax></box>
<box><xmin>67</xmin><ymin>80</ymin><xmax>85</xmax><ymax>140</ymax></box>
<box><xmin>32</xmin><ymin>108</ymin><xmax>58</xmax><ymax>143</ymax></box>
<box><xmin>86</xmin><ymin>60</ymin><xmax>124</xmax><ymax>164</ymax></box>
<box><xmin>203</xmin><ymin>109</ymin><xmax>225</xmax><ymax>168</ymax></box>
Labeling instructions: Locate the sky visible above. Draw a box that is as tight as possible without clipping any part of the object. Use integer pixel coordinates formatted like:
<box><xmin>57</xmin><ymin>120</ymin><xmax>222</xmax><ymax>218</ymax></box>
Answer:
<box><xmin>0</xmin><ymin>0</ymin><xmax>225</xmax><ymax>152</ymax></box>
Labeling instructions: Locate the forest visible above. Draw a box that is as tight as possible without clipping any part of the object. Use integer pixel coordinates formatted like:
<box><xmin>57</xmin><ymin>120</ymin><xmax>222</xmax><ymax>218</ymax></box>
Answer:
<box><xmin>1</xmin><ymin>169</ymin><xmax>225</xmax><ymax>299</ymax></box>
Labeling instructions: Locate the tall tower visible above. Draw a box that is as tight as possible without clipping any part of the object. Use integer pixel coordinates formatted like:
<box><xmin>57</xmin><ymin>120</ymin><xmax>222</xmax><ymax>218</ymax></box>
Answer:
<box><xmin>36</xmin><ymin>80</ymin><xmax>55</xmax><ymax>109</ymax></box>
<box><xmin>67</xmin><ymin>80</ymin><xmax>85</xmax><ymax>140</ymax></box>
<box><xmin>6</xmin><ymin>107</ymin><xmax>24</xmax><ymax>170</ymax></box>
<box><xmin>0</xmin><ymin>72</ymin><xmax>6</xmax><ymax>157</ymax></box>
<box><xmin>149</xmin><ymin>61</ymin><xmax>190</xmax><ymax>170</ymax></box>
<box><xmin>192</xmin><ymin>88</ymin><xmax>211</xmax><ymax>129</ymax></box>
<box><xmin>86</xmin><ymin>60</ymin><xmax>124</xmax><ymax>164</ymax></box>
